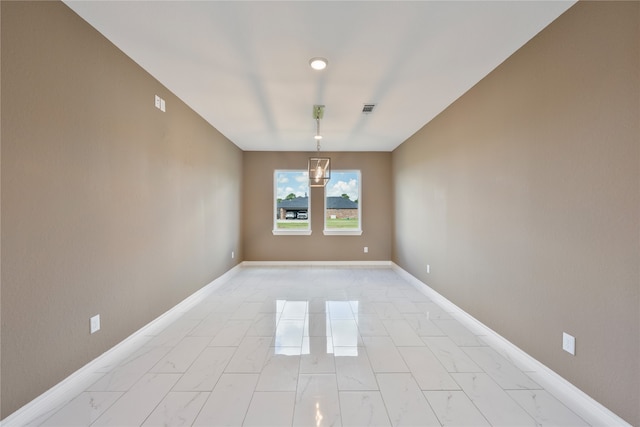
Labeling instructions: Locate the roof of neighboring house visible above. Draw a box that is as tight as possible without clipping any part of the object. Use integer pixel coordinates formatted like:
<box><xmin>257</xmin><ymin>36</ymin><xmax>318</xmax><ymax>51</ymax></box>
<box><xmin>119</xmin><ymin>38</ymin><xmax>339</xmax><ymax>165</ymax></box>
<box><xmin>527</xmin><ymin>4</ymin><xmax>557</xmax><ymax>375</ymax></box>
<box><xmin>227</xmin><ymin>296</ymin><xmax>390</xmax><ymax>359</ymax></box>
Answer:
<box><xmin>327</xmin><ymin>197</ymin><xmax>358</xmax><ymax>209</ymax></box>
<box><xmin>277</xmin><ymin>197</ymin><xmax>308</xmax><ymax>210</ymax></box>
<box><xmin>277</xmin><ymin>196</ymin><xmax>358</xmax><ymax>210</ymax></box>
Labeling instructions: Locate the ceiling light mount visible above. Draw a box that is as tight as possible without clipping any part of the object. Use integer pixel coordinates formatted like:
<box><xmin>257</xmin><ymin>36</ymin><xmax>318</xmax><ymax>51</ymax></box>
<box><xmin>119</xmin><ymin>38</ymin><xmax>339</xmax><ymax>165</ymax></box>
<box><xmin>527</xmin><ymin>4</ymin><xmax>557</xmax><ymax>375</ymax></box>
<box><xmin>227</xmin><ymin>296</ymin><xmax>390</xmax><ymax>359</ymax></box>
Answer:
<box><xmin>309</xmin><ymin>57</ymin><xmax>328</xmax><ymax>71</ymax></box>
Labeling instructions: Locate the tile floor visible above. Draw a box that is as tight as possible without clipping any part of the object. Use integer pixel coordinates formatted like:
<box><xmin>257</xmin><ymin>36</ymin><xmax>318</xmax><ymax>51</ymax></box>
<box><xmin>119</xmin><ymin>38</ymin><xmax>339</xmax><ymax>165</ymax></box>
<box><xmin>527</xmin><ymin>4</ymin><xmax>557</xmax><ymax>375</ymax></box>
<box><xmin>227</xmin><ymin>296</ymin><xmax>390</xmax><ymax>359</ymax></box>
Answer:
<box><xmin>24</xmin><ymin>266</ymin><xmax>593</xmax><ymax>426</ymax></box>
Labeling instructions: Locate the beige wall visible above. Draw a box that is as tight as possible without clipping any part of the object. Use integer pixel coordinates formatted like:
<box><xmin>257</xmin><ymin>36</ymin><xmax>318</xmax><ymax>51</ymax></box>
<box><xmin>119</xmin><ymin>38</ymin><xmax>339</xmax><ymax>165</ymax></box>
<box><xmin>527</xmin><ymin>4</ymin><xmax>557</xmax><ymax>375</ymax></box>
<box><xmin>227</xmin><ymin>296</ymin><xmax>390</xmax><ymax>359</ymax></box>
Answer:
<box><xmin>392</xmin><ymin>2</ymin><xmax>639</xmax><ymax>424</ymax></box>
<box><xmin>243</xmin><ymin>152</ymin><xmax>392</xmax><ymax>261</ymax></box>
<box><xmin>1</xmin><ymin>1</ymin><xmax>242</xmax><ymax>418</ymax></box>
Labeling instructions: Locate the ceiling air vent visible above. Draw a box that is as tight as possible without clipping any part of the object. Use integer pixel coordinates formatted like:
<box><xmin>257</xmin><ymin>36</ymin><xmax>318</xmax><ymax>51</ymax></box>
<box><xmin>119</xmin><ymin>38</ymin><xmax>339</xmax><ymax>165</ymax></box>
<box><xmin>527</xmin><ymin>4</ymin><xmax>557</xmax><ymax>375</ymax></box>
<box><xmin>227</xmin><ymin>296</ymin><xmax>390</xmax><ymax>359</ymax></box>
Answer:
<box><xmin>362</xmin><ymin>103</ymin><xmax>376</xmax><ymax>114</ymax></box>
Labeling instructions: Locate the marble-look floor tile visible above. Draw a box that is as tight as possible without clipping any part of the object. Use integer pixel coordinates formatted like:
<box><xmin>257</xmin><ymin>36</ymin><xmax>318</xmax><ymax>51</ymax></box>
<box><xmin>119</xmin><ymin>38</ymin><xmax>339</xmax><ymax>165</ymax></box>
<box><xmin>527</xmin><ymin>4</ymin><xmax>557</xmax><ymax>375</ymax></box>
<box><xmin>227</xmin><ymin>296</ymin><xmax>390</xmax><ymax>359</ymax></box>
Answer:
<box><xmin>246</xmin><ymin>313</ymin><xmax>277</xmax><ymax>337</ymax></box>
<box><xmin>432</xmin><ymin>319</ymin><xmax>486</xmax><ymax>346</ymax></box>
<box><xmin>225</xmin><ymin>336</ymin><xmax>272</xmax><ymax>373</ymax></box>
<box><xmin>182</xmin><ymin>301</ymin><xmax>217</xmax><ymax>320</ymax></box>
<box><xmin>400</xmin><ymin>288</ymin><xmax>431</xmax><ymax>302</ymax></box>
<box><xmin>334</xmin><ymin>346</ymin><xmax>360</xmax><ymax>357</ymax></box>
<box><xmin>351</xmin><ymin>299</ymin><xmax>375</xmax><ymax>314</ymax></box>
<box><xmin>274</xmin><ymin>319</ymin><xmax>305</xmax><ymax>348</ymax></box>
<box><xmin>281</xmin><ymin>300</ymin><xmax>309</xmax><ymax>319</ymax></box>
<box><xmin>256</xmin><ymin>352</ymin><xmax>301</xmax><ymax>391</ymax></box>
<box><xmin>391</xmin><ymin>299</ymin><xmax>421</xmax><ymax>314</ymax></box>
<box><xmin>376</xmin><ymin>373</ymin><xmax>441</xmax><ymax>426</ymax></box>
<box><xmin>146</xmin><ymin>318</ymin><xmax>201</xmax><ymax>347</ymax></box>
<box><xmin>150</xmin><ymin>336</ymin><xmax>210</xmax><ymax>373</ymax></box>
<box><xmin>19</xmin><ymin>372</ymin><xmax>110</xmax><ymax>427</ymax></box>
<box><xmin>92</xmin><ymin>373</ymin><xmax>180</xmax><ymax>426</ymax></box>
<box><xmin>39</xmin><ymin>392</ymin><xmax>122</xmax><ymax>427</ymax></box>
<box><xmin>340</xmin><ymin>391</ymin><xmax>391</xmax><ymax>427</ymax></box>
<box><xmin>258</xmin><ymin>299</ymin><xmax>280</xmax><ymax>314</ymax></box>
<box><xmin>354</xmin><ymin>301</ymin><xmax>379</xmax><ymax>315</ymax></box>
<box><xmin>188</xmin><ymin>313</ymin><xmax>229</xmax><ymax>337</ymax></box>
<box><xmin>328</xmin><ymin>300</ymin><xmax>355</xmax><ymax>319</ymax></box>
<box><xmin>172</xmin><ymin>347</ymin><xmax>235</xmax><ymax>391</ymax></box>
<box><xmin>192</xmin><ymin>373</ymin><xmax>258</xmax><ymax>427</ymax></box>
<box><xmin>403</xmin><ymin>314</ymin><xmax>445</xmax><ymax>337</ymax></box>
<box><xmin>207</xmin><ymin>298</ymin><xmax>243</xmax><ymax>313</ymax></box>
<box><xmin>231</xmin><ymin>302</ymin><xmax>264</xmax><ymax>319</ymax></box>
<box><xmin>423</xmin><ymin>337</ymin><xmax>482</xmax><ymax>373</ymax></box>
<box><xmin>332</xmin><ymin>318</ymin><xmax>363</xmax><ymax>347</ymax></box>
<box><xmin>309</xmin><ymin>298</ymin><xmax>329</xmax><ymax>314</ymax></box>
<box><xmin>208</xmin><ymin>319</ymin><xmax>252</xmax><ymax>346</ymax></box>
<box><xmin>356</xmin><ymin>315</ymin><xmax>389</xmax><ymax>336</ymax></box>
<box><xmin>525</xmin><ymin>371</ymin><xmax>603</xmax><ymax>427</ymax></box>
<box><xmin>300</xmin><ymin>337</ymin><xmax>336</xmax><ymax>373</ymax></box>
<box><xmin>372</xmin><ymin>302</ymin><xmax>404</xmax><ymax>319</ymax></box>
<box><xmin>362</xmin><ymin>337</ymin><xmax>409</xmax><ymax>373</ymax></box>
<box><xmin>243</xmin><ymin>391</ymin><xmax>296</xmax><ymax>426</ymax></box>
<box><xmin>416</xmin><ymin>302</ymin><xmax>453</xmax><ymax>320</ymax></box>
<box><xmin>293</xmin><ymin>374</ymin><xmax>341</xmax><ymax>427</ymax></box>
<box><xmin>508</xmin><ymin>390</ymin><xmax>590</xmax><ymax>426</ymax></box>
<box><xmin>383</xmin><ymin>287</ymin><xmax>407</xmax><ymax>298</ymax></box>
<box><xmin>87</xmin><ymin>346</ymin><xmax>172</xmax><ymax>391</ymax></box>
<box><xmin>398</xmin><ymin>347</ymin><xmax>460</xmax><ymax>390</ymax></box>
<box><xmin>141</xmin><ymin>391</ymin><xmax>209</xmax><ymax>427</ymax></box>
<box><xmin>462</xmin><ymin>346</ymin><xmax>541</xmax><ymax>390</ymax></box>
<box><xmin>335</xmin><ymin>348</ymin><xmax>378</xmax><ymax>390</ymax></box>
<box><xmin>305</xmin><ymin>313</ymin><xmax>332</xmax><ymax>337</ymax></box>
<box><xmin>424</xmin><ymin>390</ymin><xmax>491</xmax><ymax>426</ymax></box>
<box><xmin>382</xmin><ymin>319</ymin><xmax>425</xmax><ymax>346</ymax></box>
<box><xmin>452</xmin><ymin>373</ymin><xmax>537</xmax><ymax>426</ymax></box>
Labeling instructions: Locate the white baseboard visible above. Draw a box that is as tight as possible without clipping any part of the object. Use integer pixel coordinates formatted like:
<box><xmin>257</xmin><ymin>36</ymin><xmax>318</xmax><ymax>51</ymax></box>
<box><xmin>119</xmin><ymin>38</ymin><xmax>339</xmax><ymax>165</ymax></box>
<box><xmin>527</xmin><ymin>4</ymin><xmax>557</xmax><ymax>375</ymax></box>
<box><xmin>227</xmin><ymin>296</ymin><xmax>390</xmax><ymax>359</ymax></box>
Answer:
<box><xmin>241</xmin><ymin>260</ymin><xmax>393</xmax><ymax>267</ymax></box>
<box><xmin>391</xmin><ymin>262</ymin><xmax>630</xmax><ymax>427</ymax></box>
<box><xmin>0</xmin><ymin>264</ymin><xmax>243</xmax><ymax>427</ymax></box>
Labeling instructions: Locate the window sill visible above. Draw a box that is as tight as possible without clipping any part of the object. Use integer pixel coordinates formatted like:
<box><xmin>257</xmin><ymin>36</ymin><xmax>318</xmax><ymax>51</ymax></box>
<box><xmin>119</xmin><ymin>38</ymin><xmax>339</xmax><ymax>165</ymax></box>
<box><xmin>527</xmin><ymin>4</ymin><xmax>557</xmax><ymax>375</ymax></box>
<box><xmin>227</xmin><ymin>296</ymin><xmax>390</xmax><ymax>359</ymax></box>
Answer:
<box><xmin>272</xmin><ymin>230</ymin><xmax>312</xmax><ymax>236</ymax></box>
<box><xmin>323</xmin><ymin>229</ymin><xmax>363</xmax><ymax>236</ymax></box>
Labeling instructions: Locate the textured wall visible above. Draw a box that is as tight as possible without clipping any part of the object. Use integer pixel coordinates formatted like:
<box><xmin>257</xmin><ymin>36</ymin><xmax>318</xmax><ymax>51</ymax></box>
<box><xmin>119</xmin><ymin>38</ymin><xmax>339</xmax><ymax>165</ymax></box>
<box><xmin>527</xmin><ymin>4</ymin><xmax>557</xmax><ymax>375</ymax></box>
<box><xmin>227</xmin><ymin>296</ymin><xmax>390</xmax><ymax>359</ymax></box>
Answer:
<box><xmin>392</xmin><ymin>2</ymin><xmax>639</xmax><ymax>424</ymax></box>
<box><xmin>1</xmin><ymin>1</ymin><xmax>242</xmax><ymax>417</ymax></box>
<box><xmin>243</xmin><ymin>151</ymin><xmax>392</xmax><ymax>261</ymax></box>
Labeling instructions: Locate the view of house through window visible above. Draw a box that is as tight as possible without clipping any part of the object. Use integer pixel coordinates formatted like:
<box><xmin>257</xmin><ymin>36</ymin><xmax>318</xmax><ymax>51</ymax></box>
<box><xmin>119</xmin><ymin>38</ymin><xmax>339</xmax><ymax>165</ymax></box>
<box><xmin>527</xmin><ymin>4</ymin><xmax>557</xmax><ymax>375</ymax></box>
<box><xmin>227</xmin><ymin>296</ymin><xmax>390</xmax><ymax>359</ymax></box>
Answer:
<box><xmin>274</xmin><ymin>170</ymin><xmax>310</xmax><ymax>231</ymax></box>
<box><xmin>325</xmin><ymin>170</ymin><xmax>361</xmax><ymax>232</ymax></box>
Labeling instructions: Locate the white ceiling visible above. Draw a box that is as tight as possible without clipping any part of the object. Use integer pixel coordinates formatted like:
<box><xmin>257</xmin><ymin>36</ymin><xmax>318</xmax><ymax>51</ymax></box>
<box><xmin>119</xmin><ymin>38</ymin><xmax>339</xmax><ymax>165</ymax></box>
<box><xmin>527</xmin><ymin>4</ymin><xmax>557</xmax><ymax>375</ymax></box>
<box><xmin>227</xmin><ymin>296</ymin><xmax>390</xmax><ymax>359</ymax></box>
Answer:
<box><xmin>64</xmin><ymin>1</ymin><xmax>575</xmax><ymax>152</ymax></box>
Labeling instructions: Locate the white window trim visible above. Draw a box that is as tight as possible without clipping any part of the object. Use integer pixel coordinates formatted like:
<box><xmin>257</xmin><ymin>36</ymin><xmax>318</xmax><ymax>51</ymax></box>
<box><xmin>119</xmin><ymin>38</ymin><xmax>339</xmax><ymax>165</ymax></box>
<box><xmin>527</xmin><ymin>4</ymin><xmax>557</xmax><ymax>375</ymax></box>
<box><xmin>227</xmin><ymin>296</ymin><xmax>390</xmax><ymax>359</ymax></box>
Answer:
<box><xmin>273</xmin><ymin>230</ymin><xmax>313</xmax><ymax>236</ymax></box>
<box><xmin>273</xmin><ymin>170</ymin><xmax>312</xmax><ymax>236</ymax></box>
<box><xmin>323</xmin><ymin>170</ymin><xmax>362</xmax><ymax>236</ymax></box>
<box><xmin>323</xmin><ymin>229</ymin><xmax>363</xmax><ymax>236</ymax></box>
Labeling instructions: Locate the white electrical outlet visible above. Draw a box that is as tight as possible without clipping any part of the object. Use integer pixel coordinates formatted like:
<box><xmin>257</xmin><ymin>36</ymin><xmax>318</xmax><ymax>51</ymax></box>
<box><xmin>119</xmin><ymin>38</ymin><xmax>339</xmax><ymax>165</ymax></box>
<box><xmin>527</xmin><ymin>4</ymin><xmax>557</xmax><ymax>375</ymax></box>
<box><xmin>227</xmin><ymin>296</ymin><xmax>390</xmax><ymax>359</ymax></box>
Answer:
<box><xmin>231</xmin><ymin>251</ymin><xmax>235</xmax><ymax>259</ymax></box>
<box><xmin>90</xmin><ymin>314</ymin><xmax>101</xmax><ymax>334</ymax></box>
<box><xmin>427</xmin><ymin>264</ymin><xmax>430</xmax><ymax>274</ymax></box>
<box><xmin>562</xmin><ymin>332</ymin><xmax>575</xmax><ymax>355</ymax></box>
<box><xmin>364</xmin><ymin>247</ymin><xmax>368</xmax><ymax>253</ymax></box>
<box><xmin>154</xmin><ymin>95</ymin><xmax>166</xmax><ymax>112</ymax></box>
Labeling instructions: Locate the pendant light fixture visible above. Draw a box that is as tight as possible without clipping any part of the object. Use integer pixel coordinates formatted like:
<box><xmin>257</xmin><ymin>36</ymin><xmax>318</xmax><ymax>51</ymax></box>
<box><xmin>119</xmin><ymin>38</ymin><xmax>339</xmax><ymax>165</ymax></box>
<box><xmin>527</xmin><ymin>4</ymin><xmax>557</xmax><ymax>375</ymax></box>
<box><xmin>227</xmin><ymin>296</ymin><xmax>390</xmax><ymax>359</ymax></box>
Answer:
<box><xmin>308</xmin><ymin>105</ymin><xmax>330</xmax><ymax>187</ymax></box>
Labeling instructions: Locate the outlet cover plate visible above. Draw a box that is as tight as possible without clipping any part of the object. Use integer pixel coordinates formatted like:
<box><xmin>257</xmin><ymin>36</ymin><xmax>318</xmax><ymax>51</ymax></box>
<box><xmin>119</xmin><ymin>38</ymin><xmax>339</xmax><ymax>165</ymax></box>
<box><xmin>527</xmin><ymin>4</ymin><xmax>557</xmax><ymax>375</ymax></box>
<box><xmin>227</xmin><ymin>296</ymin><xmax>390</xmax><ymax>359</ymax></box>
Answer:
<box><xmin>90</xmin><ymin>314</ymin><xmax>101</xmax><ymax>334</ymax></box>
<box><xmin>562</xmin><ymin>332</ymin><xmax>575</xmax><ymax>355</ymax></box>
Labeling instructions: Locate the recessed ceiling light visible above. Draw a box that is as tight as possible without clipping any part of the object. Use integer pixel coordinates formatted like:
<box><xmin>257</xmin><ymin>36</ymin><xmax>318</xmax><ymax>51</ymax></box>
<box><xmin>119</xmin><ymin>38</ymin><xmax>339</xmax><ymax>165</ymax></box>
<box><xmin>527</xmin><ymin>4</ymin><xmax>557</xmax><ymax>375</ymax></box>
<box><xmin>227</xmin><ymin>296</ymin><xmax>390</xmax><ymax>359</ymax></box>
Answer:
<box><xmin>309</xmin><ymin>57</ymin><xmax>328</xmax><ymax>70</ymax></box>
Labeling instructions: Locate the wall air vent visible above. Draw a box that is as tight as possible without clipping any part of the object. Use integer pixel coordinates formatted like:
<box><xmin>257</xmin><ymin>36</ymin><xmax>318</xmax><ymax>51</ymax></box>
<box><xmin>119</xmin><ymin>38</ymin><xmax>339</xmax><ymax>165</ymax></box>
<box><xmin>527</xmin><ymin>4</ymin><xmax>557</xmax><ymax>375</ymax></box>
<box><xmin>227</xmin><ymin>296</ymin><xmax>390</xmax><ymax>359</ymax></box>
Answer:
<box><xmin>362</xmin><ymin>104</ymin><xmax>376</xmax><ymax>114</ymax></box>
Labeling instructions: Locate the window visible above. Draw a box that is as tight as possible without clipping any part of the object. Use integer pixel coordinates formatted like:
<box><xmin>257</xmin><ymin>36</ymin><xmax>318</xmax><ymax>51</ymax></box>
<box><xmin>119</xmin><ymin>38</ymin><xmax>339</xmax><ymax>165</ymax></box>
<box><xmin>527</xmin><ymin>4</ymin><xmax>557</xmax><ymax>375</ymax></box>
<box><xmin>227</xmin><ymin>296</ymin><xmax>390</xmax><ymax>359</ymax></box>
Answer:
<box><xmin>324</xmin><ymin>170</ymin><xmax>362</xmax><ymax>235</ymax></box>
<box><xmin>273</xmin><ymin>170</ymin><xmax>311</xmax><ymax>235</ymax></box>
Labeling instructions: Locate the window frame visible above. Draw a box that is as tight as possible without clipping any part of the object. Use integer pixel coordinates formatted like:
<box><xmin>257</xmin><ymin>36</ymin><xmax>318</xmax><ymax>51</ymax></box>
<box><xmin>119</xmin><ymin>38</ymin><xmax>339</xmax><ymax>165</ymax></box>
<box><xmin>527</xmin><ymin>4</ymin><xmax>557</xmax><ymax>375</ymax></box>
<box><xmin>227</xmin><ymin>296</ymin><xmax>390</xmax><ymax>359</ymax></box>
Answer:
<box><xmin>273</xmin><ymin>169</ymin><xmax>312</xmax><ymax>236</ymax></box>
<box><xmin>323</xmin><ymin>170</ymin><xmax>363</xmax><ymax>236</ymax></box>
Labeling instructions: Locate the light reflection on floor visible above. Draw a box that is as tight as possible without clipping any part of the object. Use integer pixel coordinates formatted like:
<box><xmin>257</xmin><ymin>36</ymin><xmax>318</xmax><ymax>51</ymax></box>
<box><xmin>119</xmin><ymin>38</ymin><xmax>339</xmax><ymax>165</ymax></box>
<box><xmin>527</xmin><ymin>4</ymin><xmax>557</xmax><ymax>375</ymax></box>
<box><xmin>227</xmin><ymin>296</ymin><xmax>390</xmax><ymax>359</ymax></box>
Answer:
<box><xmin>274</xmin><ymin>300</ymin><xmax>359</xmax><ymax>356</ymax></box>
